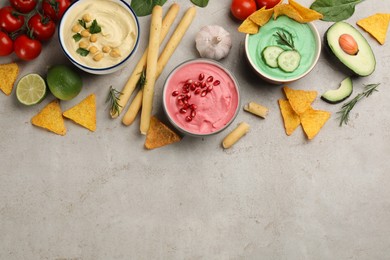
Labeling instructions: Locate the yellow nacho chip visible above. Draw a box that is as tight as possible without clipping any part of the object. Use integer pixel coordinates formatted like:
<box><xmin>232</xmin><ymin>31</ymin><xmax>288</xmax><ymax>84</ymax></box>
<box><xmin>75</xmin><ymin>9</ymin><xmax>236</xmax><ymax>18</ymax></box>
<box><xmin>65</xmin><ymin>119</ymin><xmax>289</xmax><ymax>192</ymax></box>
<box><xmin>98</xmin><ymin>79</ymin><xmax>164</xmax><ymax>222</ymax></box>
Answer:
<box><xmin>283</xmin><ymin>86</ymin><xmax>317</xmax><ymax>115</ymax></box>
<box><xmin>0</xmin><ymin>63</ymin><xmax>19</xmax><ymax>96</ymax></box>
<box><xmin>63</xmin><ymin>94</ymin><xmax>96</xmax><ymax>132</ymax></box>
<box><xmin>238</xmin><ymin>17</ymin><xmax>259</xmax><ymax>34</ymax></box>
<box><xmin>274</xmin><ymin>4</ymin><xmax>305</xmax><ymax>23</ymax></box>
<box><xmin>357</xmin><ymin>13</ymin><xmax>390</xmax><ymax>45</ymax></box>
<box><xmin>31</xmin><ymin>99</ymin><xmax>66</xmax><ymax>136</ymax></box>
<box><xmin>249</xmin><ymin>7</ymin><xmax>274</xmax><ymax>26</ymax></box>
<box><xmin>300</xmin><ymin>108</ymin><xmax>331</xmax><ymax>140</ymax></box>
<box><xmin>145</xmin><ymin>116</ymin><xmax>182</xmax><ymax>150</ymax></box>
<box><xmin>278</xmin><ymin>99</ymin><xmax>301</xmax><ymax>136</ymax></box>
<box><xmin>288</xmin><ymin>0</ymin><xmax>323</xmax><ymax>22</ymax></box>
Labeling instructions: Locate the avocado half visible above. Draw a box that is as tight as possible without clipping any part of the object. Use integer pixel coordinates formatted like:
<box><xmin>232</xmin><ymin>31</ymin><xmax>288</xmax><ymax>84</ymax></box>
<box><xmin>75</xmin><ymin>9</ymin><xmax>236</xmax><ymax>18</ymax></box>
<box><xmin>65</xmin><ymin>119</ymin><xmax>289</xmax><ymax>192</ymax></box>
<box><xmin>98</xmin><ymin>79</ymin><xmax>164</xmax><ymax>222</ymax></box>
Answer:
<box><xmin>325</xmin><ymin>22</ymin><xmax>376</xmax><ymax>76</ymax></box>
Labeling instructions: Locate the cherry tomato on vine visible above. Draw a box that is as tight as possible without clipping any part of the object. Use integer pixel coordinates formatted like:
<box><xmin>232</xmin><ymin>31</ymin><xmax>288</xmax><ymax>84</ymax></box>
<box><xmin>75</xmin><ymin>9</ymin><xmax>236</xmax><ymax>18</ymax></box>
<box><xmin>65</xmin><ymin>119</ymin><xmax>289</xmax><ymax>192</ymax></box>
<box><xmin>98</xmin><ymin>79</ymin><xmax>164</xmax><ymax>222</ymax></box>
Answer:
<box><xmin>42</xmin><ymin>0</ymin><xmax>71</xmax><ymax>22</ymax></box>
<box><xmin>0</xmin><ymin>6</ymin><xmax>25</xmax><ymax>33</ymax></box>
<box><xmin>0</xmin><ymin>31</ymin><xmax>14</xmax><ymax>56</ymax></box>
<box><xmin>255</xmin><ymin>0</ymin><xmax>281</xmax><ymax>9</ymax></box>
<box><xmin>9</xmin><ymin>0</ymin><xmax>37</xmax><ymax>14</ymax></box>
<box><xmin>14</xmin><ymin>34</ymin><xmax>42</xmax><ymax>60</ymax></box>
<box><xmin>28</xmin><ymin>14</ymin><xmax>56</xmax><ymax>41</ymax></box>
<box><xmin>230</xmin><ymin>0</ymin><xmax>257</xmax><ymax>21</ymax></box>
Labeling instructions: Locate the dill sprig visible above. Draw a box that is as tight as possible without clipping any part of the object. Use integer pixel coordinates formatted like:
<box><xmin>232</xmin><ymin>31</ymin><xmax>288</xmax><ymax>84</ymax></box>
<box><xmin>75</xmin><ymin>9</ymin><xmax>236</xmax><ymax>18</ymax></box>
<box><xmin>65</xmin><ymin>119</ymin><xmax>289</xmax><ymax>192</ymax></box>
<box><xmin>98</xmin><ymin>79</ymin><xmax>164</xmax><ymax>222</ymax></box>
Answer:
<box><xmin>274</xmin><ymin>29</ymin><xmax>296</xmax><ymax>50</ymax></box>
<box><xmin>106</xmin><ymin>86</ymin><xmax>123</xmax><ymax>117</ymax></box>
<box><xmin>337</xmin><ymin>83</ymin><xmax>380</xmax><ymax>126</ymax></box>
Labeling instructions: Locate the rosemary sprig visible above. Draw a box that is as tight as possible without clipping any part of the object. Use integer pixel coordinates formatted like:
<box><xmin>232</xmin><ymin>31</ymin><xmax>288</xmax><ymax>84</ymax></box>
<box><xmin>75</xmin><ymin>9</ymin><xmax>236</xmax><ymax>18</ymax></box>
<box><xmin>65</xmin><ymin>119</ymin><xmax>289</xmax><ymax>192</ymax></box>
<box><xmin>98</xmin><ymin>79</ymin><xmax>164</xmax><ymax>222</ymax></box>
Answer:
<box><xmin>106</xmin><ymin>86</ymin><xmax>123</xmax><ymax>117</ymax></box>
<box><xmin>274</xmin><ymin>29</ymin><xmax>296</xmax><ymax>50</ymax></box>
<box><xmin>137</xmin><ymin>67</ymin><xmax>147</xmax><ymax>89</ymax></box>
<box><xmin>337</xmin><ymin>83</ymin><xmax>380</xmax><ymax>126</ymax></box>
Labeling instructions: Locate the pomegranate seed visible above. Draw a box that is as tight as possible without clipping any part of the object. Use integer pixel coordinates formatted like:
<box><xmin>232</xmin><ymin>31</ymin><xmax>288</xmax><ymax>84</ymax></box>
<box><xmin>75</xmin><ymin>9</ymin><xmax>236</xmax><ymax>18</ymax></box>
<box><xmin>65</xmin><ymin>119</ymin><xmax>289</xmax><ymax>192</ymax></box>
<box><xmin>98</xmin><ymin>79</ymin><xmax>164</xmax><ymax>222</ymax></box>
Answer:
<box><xmin>183</xmin><ymin>83</ymin><xmax>190</xmax><ymax>88</ymax></box>
<box><xmin>185</xmin><ymin>116</ymin><xmax>192</xmax><ymax>122</ymax></box>
<box><xmin>191</xmin><ymin>110</ymin><xmax>196</xmax><ymax>117</ymax></box>
<box><xmin>172</xmin><ymin>90</ymin><xmax>179</xmax><ymax>96</ymax></box>
<box><xmin>183</xmin><ymin>99</ymin><xmax>188</xmax><ymax>105</ymax></box>
<box><xmin>207</xmin><ymin>85</ymin><xmax>213</xmax><ymax>92</ymax></box>
<box><xmin>201</xmin><ymin>90</ymin><xmax>207</xmax><ymax>97</ymax></box>
<box><xmin>190</xmin><ymin>104</ymin><xmax>197</xmax><ymax>110</ymax></box>
<box><xmin>195</xmin><ymin>81</ymin><xmax>201</xmax><ymax>87</ymax></box>
<box><xmin>185</xmin><ymin>79</ymin><xmax>193</xmax><ymax>84</ymax></box>
<box><xmin>207</xmin><ymin>76</ymin><xmax>213</xmax><ymax>82</ymax></box>
<box><xmin>186</xmin><ymin>93</ymin><xmax>191</xmax><ymax>99</ymax></box>
<box><xmin>199</xmin><ymin>73</ymin><xmax>205</xmax><ymax>80</ymax></box>
<box><xmin>194</xmin><ymin>88</ymin><xmax>201</xmax><ymax>95</ymax></box>
<box><xmin>182</xmin><ymin>88</ymin><xmax>189</xmax><ymax>94</ymax></box>
<box><xmin>190</xmin><ymin>84</ymin><xmax>196</xmax><ymax>91</ymax></box>
<box><xmin>180</xmin><ymin>108</ymin><xmax>187</xmax><ymax>114</ymax></box>
<box><xmin>213</xmin><ymin>80</ymin><xmax>220</xmax><ymax>86</ymax></box>
<box><xmin>201</xmin><ymin>82</ymin><xmax>207</xmax><ymax>88</ymax></box>
<box><xmin>177</xmin><ymin>99</ymin><xmax>184</xmax><ymax>106</ymax></box>
<box><xmin>177</xmin><ymin>94</ymin><xmax>185</xmax><ymax>100</ymax></box>
<box><xmin>183</xmin><ymin>103</ymin><xmax>189</xmax><ymax>109</ymax></box>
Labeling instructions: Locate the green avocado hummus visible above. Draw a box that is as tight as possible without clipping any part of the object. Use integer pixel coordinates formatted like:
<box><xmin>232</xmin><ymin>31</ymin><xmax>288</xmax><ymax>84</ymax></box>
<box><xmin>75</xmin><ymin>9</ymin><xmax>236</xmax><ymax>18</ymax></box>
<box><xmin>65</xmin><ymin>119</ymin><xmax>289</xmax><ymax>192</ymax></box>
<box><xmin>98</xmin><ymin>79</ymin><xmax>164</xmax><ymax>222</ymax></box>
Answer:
<box><xmin>247</xmin><ymin>15</ymin><xmax>317</xmax><ymax>81</ymax></box>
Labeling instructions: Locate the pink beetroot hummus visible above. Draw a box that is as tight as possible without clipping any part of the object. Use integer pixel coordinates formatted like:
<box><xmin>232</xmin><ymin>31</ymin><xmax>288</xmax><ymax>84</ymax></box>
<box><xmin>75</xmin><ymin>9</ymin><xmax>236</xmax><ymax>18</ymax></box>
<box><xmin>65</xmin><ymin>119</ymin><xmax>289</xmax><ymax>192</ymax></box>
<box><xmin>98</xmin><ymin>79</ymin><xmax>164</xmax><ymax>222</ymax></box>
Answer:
<box><xmin>163</xmin><ymin>60</ymin><xmax>240</xmax><ymax>136</ymax></box>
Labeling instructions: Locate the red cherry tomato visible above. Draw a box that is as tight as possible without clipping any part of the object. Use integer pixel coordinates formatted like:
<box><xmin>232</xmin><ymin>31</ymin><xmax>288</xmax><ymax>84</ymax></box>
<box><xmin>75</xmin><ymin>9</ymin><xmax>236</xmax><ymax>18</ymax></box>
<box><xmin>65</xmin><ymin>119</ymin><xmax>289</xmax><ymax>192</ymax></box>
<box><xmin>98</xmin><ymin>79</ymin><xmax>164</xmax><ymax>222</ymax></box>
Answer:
<box><xmin>14</xmin><ymin>34</ymin><xmax>42</xmax><ymax>60</ymax></box>
<box><xmin>28</xmin><ymin>14</ymin><xmax>56</xmax><ymax>41</ymax></box>
<box><xmin>9</xmin><ymin>0</ymin><xmax>37</xmax><ymax>13</ymax></box>
<box><xmin>0</xmin><ymin>31</ymin><xmax>14</xmax><ymax>56</ymax></box>
<box><xmin>231</xmin><ymin>0</ymin><xmax>257</xmax><ymax>21</ymax></box>
<box><xmin>42</xmin><ymin>0</ymin><xmax>71</xmax><ymax>22</ymax></box>
<box><xmin>0</xmin><ymin>6</ymin><xmax>25</xmax><ymax>33</ymax></box>
<box><xmin>255</xmin><ymin>0</ymin><xmax>281</xmax><ymax>9</ymax></box>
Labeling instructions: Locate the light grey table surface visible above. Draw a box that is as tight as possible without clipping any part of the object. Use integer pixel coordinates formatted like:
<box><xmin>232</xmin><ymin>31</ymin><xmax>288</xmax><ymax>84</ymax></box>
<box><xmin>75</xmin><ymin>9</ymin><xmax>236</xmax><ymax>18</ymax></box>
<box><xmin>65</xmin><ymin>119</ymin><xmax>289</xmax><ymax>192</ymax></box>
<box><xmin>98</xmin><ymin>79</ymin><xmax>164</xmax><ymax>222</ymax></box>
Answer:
<box><xmin>1</xmin><ymin>0</ymin><xmax>390</xmax><ymax>259</ymax></box>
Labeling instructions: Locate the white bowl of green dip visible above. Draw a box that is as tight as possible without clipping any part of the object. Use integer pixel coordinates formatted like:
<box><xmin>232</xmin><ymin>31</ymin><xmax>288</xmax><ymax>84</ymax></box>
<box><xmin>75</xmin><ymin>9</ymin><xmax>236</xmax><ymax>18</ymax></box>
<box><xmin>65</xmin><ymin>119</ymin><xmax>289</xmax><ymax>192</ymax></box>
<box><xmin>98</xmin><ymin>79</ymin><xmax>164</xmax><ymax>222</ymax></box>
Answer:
<box><xmin>245</xmin><ymin>15</ymin><xmax>321</xmax><ymax>84</ymax></box>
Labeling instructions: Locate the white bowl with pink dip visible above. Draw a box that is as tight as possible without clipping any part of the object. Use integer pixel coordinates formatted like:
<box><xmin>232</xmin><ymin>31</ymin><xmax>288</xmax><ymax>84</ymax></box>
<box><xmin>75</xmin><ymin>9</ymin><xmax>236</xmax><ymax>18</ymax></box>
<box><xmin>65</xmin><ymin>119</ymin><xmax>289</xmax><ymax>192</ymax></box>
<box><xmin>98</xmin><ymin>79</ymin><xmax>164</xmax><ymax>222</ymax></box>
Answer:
<box><xmin>163</xmin><ymin>59</ymin><xmax>240</xmax><ymax>137</ymax></box>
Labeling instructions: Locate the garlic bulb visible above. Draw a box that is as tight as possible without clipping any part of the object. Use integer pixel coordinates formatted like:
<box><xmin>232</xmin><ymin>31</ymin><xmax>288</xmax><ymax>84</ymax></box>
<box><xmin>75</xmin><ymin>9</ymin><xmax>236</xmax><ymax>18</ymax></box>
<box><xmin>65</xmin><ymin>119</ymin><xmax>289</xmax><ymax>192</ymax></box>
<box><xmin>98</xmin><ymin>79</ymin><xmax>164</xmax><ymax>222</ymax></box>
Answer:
<box><xmin>195</xmin><ymin>25</ymin><xmax>232</xmax><ymax>60</ymax></box>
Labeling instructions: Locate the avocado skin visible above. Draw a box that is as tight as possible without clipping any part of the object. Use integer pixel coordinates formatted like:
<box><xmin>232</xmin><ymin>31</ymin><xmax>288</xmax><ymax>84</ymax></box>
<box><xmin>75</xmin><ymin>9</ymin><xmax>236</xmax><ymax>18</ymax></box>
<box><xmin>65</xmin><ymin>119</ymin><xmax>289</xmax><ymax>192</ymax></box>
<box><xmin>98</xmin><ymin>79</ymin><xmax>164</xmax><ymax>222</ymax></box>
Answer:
<box><xmin>321</xmin><ymin>90</ymin><xmax>352</xmax><ymax>104</ymax></box>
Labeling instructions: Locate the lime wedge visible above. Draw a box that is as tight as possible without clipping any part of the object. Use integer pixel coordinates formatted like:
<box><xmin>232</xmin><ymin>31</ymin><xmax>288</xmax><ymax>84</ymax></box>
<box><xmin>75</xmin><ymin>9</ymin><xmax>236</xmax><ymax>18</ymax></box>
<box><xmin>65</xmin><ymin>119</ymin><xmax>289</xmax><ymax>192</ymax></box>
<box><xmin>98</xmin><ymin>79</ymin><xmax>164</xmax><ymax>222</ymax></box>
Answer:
<box><xmin>16</xmin><ymin>73</ymin><xmax>47</xmax><ymax>105</ymax></box>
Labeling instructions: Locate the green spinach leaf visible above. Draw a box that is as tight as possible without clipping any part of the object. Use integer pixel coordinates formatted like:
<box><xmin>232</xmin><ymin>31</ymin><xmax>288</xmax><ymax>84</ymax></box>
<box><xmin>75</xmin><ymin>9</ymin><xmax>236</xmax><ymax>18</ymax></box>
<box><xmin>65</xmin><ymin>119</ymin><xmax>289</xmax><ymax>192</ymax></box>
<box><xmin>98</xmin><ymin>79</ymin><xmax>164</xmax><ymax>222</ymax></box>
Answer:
<box><xmin>191</xmin><ymin>0</ymin><xmax>209</xmax><ymax>7</ymax></box>
<box><xmin>76</xmin><ymin>48</ymin><xmax>90</xmax><ymax>57</ymax></box>
<box><xmin>73</xmin><ymin>33</ymin><xmax>82</xmax><ymax>42</ymax></box>
<box><xmin>310</xmin><ymin>0</ymin><xmax>363</xmax><ymax>22</ymax></box>
<box><xmin>89</xmin><ymin>19</ymin><xmax>102</xmax><ymax>34</ymax></box>
<box><xmin>131</xmin><ymin>0</ymin><xmax>167</xmax><ymax>17</ymax></box>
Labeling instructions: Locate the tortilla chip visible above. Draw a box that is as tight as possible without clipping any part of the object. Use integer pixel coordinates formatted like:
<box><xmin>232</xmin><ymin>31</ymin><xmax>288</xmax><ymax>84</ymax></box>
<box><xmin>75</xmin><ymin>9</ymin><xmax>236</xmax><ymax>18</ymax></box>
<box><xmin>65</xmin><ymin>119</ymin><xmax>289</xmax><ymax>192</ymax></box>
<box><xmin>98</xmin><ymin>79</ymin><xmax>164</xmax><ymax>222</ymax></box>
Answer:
<box><xmin>288</xmin><ymin>0</ymin><xmax>323</xmax><ymax>22</ymax></box>
<box><xmin>300</xmin><ymin>108</ymin><xmax>331</xmax><ymax>140</ymax></box>
<box><xmin>145</xmin><ymin>116</ymin><xmax>182</xmax><ymax>150</ymax></box>
<box><xmin>0</xmin><ymin>63</ymin><xmax>19</xmax><ymax>96</ymax></box>
<box><xmin>238</xmin><ymin>18</ymin><xmax>259</xmax><ymax>34</ymax></box>
<box><xmin>249</xmin><ymin>7</ymin><xmax>274</xmax><ymax>27</ymax></box>
<box><xmin>283</xmin><ymin>86</ymin><xmax>317</xmax><ymax>115</ymax></box>
<box><xmin>63</xmin><ymin>94</ymin><xmax>96</xmax><ymax>132</ymax></box>
<box><xmin>278</xmin><ymin>99</ymin><xmax>301</xmax><ymax>136</ymax></box>
<box><xmin>274</xmin><ymin>4</ymin><xmax>305</xmax><ymax>23</ymax></box>
<box><xmin>31</xmin><ymin>99</ymin><xmax>66</xmax><ymax>136</ymax></box>
<box><xmin>357</xmin><ymin>13</ymin><xmax>390</xmax><ymax>45</ymax></box>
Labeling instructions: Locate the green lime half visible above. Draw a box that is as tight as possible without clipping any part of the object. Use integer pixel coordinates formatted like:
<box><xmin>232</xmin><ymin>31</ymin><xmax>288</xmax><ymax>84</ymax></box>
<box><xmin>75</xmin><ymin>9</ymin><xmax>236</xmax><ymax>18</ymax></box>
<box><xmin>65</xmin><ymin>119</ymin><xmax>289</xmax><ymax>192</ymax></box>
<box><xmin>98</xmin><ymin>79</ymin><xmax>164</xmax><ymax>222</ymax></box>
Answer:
<box><xmin>47</xmin><ymin>65</ymin><xmax>82</xmax><ymax>101</ymax></box>
<box><xmin>16</xmin><ymin>73</ymin><xmax>47</xmax><ymax>106</ymax></box>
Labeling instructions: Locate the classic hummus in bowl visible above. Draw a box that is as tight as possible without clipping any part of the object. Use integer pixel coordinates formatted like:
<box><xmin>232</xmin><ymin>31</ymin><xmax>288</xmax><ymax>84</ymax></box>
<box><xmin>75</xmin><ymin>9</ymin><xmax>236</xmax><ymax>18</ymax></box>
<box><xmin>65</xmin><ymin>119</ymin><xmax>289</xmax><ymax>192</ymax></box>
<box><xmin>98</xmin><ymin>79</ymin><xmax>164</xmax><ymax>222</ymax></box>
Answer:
<box><xmin>245</xmin><ymin>15</ymin><xmax>321</xmax><ymax>84</ymax></box>
<box><xmin>163</xmin><ymin>59</ymin><xmax>240</xmax><ymax>137</ymax></box>
<box><xmin>58</xmin><ymin>0</ymin><xmax>140</xmax><ymax>74</ymax></box>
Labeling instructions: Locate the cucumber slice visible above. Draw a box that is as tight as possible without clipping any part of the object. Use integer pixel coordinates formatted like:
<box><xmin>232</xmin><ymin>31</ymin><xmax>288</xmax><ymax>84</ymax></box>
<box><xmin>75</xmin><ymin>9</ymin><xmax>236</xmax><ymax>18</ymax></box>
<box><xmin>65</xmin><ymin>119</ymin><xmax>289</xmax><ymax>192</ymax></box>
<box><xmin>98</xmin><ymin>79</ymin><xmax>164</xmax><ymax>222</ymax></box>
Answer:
<box><xmin>277</xmin><ymin>50</ymin><xmax>301</xmax><ymax>72</ymax></box>
<box><xmin>262</xmin><ymin>46</ymin><xmax>284</xmax><ymax>68</ymax></box>
<box><xmin>321</xmin><ymin>77</ymin><xmax>353</xmax><ymax>104</ymax></box>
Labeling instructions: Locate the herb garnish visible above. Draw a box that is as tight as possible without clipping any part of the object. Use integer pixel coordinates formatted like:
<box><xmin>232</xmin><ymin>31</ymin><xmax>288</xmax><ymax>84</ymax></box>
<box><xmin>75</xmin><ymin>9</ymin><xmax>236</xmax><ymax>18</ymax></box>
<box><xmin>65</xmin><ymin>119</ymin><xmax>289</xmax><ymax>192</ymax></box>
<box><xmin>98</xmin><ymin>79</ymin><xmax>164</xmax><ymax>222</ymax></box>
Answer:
<box><xmin>131</xmin><ymin>0</ymin><xmax>208</xmax><ymax>16</ymax></box>
<box><xmin>310</xmin><ymin>0</ymin><xmax>363</xmax><ymax>22</ymax></box>
<box><xmin>106</xmin><ymin>86</ymin><xmax>123</xmax><ymax>117</ymax></box>
<box><xmin>136</xmin><ymin>67</ymin><xmax>147</xmax><ymax>89</ymax></box>
<box><xmin>274</xmin><ymin>29</ymin><xmax>296</xmax><ymax>51</ymax></box>
<box><xmin>89</xmin><ymin>19</ymin><xmax>101</xmax><ymax>34</ymax></box>
<box><xmin>337</xmin><ymin>83</ymin><xmax>380</xmax><ymax>126</ymax></box>
<box><xmin>73</xmin><ymin>33</ymin><xmax>82</xmax><ymax>42</ymax></box>
<box><xmin>78</xmin><ymin>19</ymin><xmax>87</xmax><ymax>29</ymax></box>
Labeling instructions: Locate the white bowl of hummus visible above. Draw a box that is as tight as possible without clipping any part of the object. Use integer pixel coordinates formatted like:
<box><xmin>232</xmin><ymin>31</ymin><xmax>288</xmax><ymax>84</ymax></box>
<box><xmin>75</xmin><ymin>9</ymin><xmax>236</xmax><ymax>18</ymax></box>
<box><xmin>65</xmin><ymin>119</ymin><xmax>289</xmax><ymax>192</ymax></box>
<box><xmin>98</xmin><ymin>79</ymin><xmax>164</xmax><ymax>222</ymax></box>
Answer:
<box><xmin>163</xmin><ymin>59</ymin><xmax>241</xmax><ymax>137</ymax></box>
<box><xmin>245</xmin><ymin>16</ymin><xmax>321</xmax><ymax>84</ymax></box>
<box><xmin>58</xmin><ymin>0</ymin><xmax>140</xmax><ymax>74</ymax></box>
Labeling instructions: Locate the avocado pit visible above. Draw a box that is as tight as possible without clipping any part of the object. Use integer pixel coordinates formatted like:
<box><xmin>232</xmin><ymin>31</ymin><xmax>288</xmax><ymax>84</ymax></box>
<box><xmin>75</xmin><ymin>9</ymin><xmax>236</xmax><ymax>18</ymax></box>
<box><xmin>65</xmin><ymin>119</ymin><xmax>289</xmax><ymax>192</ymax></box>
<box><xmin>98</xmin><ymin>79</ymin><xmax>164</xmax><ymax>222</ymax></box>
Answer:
<box><xmin>339</xmin><ymin>34</ymin><xmax>359</xmax><ymax>55</ymax></box>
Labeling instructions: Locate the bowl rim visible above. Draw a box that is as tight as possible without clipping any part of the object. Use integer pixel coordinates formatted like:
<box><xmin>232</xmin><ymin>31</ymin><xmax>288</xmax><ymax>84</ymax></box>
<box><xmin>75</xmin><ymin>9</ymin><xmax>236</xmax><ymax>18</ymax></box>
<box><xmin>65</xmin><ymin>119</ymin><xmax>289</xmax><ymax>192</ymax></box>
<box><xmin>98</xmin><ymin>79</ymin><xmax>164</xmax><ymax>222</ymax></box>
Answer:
<box><xmin>245</xmin><ymin>19</ymin><xmax>322</xmax><ymax>84</ymax></box>
<box><xmin>162</xmin><ymin>58</ymin><xmax>241</xmax><ymax>137</ymax></box>
<box><xmin>58</xmin><ymin>0</ymin><xmax>140</xmax><ymax>72</ymax></box>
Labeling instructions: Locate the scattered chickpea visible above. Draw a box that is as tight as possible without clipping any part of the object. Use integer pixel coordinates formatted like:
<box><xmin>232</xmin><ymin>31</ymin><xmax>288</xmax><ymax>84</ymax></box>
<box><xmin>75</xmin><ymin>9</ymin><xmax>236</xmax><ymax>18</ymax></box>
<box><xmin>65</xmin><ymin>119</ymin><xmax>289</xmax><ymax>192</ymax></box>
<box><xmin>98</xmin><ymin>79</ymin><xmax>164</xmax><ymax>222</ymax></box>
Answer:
<box><xmin>80</xmin><ymin>29</ymin><xmax>91</xmax><ymax>37</ymax></box>
<box><xmin>93</xmin><ymin>53</ymin><xmax>104</xmax><ymax>62</ymax></box>
<box><xmin>102</xmin><ymin>45</ymin><xmax>111</xmax><ymax>53</ymax></box>
<box><xmin>90</xmin><ymin>34</ymin><xmax>98</xmax><ymax>43</ymax></box>
<box><xmin>72</xmin><ymin>24</ymin><xmax>82</xmax><ymax>33</ymax></box>
<box><xmin>89</xmin><ymin>46</ymin><xmax>98</xmax><ymax>54</ymax></box>
<box><xmin>82</xmin><ymin>13</ymin><xmax>92</xmax><ymax>23</ymax></box>
<box><xmin>79</xmin><ymin>41</ymin><xmax>89</xmax><ymax>49</ymax></box>
<box><xmin>110</xmin><ymin>48</ymin><xmax>121</xmax><ymax>58</ymax></box>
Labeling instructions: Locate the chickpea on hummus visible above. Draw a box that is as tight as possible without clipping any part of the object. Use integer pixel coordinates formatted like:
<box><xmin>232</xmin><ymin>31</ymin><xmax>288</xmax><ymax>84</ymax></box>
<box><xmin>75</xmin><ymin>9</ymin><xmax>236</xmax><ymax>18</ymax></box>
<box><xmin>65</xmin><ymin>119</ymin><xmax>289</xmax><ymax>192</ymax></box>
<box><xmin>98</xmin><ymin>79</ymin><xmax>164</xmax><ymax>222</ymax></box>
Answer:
<box><xmin>62</xmin><ymin>0</ymin><xmax>137</xmax><ymax>68</ymax></box>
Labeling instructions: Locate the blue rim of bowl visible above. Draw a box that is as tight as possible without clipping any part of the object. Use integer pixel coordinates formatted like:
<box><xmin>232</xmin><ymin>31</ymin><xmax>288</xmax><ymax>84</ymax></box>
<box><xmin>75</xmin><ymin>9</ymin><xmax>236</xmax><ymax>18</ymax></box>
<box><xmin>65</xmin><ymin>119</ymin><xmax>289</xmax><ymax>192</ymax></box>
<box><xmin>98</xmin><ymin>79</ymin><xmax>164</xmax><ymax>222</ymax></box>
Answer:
<box><xmin>58</xmin><ymin>0</ymin><xmax>140</xmax><ymax>72</ymax></box>
<box><xmin>162</xmin><ymin>58</ymin><xmax>241</xmax><ymax>137</ymax></box>
<box><xmin>245</xmin><ymin>21</ymin><xmax>321</xmax><ymax>83</ymax></box>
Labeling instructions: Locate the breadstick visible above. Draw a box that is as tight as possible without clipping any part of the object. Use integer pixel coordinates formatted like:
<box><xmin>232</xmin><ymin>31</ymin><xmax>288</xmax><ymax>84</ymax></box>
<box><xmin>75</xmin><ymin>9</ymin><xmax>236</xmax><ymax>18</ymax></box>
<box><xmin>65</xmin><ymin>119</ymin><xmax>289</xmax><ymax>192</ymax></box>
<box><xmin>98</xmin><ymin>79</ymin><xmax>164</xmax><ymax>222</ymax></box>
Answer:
<box><xmin>156</xmin><ymin>6</ymin><xmax>197</xmax><ymax>78</ymax></box>
<box><xmin>244</xmin><ymin>102</ymin><xmax>269</xmax><ymax>118</ymax></box>
<box><xmin>140</xmin><ymin>5</ymin><xmax>163</xmax><ymax>135</ymax></box>
<box><xmin>222</xmin><ymin>122</ymin><xmax>250</xmax><ymax>149</ymax></box>
<box><xmin>110</xmin><ymin>3</ymin><xmax>180</xmax><ymax>118</ymax></box>
<box><xmin>122</xmin><ymin>89</ymin><xmax>143</xmax><ymax>126</ymax></box>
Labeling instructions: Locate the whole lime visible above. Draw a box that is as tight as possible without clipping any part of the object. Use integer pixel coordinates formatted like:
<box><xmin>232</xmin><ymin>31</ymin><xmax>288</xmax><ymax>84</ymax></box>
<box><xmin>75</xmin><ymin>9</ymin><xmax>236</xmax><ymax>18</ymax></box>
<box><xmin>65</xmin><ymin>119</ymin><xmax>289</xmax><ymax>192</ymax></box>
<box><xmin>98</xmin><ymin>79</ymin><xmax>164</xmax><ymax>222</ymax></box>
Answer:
<box><xmin>47</xmin><ymin>65</ymin><xmax>82</xmax><ymax>101</ymax></box>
